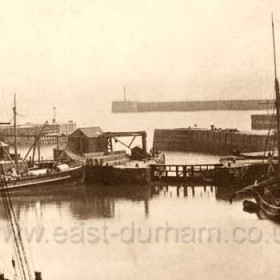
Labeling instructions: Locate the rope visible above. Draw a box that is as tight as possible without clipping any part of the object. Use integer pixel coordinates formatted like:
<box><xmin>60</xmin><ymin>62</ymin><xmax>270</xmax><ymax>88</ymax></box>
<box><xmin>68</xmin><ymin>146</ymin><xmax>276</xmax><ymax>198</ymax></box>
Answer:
<box><xmin>0</xmin><ymin>178</ymin><xmax>26</xmax><ymax>280</ymax></box>
<box><xmin>0</xmin><ymin>165</ymin><xmax>34</xmax><ymax>280</ymax></box>
<box><xmin>262</xmin><ymin>105</ymin><xmax>276</xmax><ymax>164</ymax></box>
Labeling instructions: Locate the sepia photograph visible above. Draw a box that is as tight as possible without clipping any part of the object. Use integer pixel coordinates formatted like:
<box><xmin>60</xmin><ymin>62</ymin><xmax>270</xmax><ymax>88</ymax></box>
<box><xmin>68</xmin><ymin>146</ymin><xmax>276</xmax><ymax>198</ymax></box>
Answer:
<box><xmin>0</xmin><ymin>0</ymin><xmax>280</xmax><ymax>279</ymax></box>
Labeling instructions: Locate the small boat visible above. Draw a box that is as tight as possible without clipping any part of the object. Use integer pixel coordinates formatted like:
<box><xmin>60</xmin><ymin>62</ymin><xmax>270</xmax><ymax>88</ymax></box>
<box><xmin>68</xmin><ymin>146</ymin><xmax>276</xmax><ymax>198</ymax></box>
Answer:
<box><xmin>253</xmin><ymin>185</ymin><xmax>280</xmax><ymax>219</ymax></box>
<box><xmin>243</xmin><ymin>200</ymin><xmax>259</xmax><ymax>213</ymax></box>
<box><xmin>230</xmin><ymin>178</ymin><xmax>280</xmax><ymax>220</ymax></box>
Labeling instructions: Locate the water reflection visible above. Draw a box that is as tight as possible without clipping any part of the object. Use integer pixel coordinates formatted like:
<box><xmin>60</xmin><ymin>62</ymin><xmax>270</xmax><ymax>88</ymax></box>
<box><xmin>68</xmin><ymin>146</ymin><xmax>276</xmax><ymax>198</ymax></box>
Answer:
<box><xmin>151</xmin><ymin>184</ymin><xmax>217</xmax><ymax>199</ymax></box>
<box><xmin>0</xmin><ymin>183</ymin><xmax>153</xmax><ymax>221</ymax></box>
<box><xmin>0</xmin><ymin>185</ymin><xmax>87</xmax><ymax>221</ymax></box>
<box><xmin>84</xmin><ymin>183</ymin><xmax>151</xmax><ymax>218</ymax></box>
<box><xmin>0</xmin><ymin>183</ymin><xmax>246</xmax><ymax>223</ymax></box>
<box><xmin>0</xmin><ymin>182</ymin><xmax>276</xmax><ymax>280</ymax></box>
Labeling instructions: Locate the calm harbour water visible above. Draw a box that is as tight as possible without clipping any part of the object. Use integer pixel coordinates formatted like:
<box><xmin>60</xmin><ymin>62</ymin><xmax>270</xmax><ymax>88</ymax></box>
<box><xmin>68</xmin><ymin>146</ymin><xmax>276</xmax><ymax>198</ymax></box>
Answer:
<box><xmin>1</xmin><ymin>110</ymin><xmax>280</xmax><ymax>280</ymax></box>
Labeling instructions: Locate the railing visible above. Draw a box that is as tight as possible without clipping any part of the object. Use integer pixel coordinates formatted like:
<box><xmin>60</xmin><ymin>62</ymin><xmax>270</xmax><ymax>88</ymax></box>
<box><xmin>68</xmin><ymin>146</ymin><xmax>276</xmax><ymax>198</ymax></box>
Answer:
<box><xmin>150</xmin><ymin>163</ymin><xmax>222</xmax><ymax>182</ymax></box>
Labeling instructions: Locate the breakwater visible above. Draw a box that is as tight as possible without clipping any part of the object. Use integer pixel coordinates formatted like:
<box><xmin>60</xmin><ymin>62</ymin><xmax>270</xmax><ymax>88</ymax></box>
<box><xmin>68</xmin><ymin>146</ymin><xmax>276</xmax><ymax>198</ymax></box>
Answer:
<box><xmin>112</xmin><ymin>99</ymin><xmax>273</xmax><ymax>113</ymax></box>
<box><xmin>153</xmin><ymin>128</ymin><xmax>273</xmax><ymax>155</ymax></box>
<box><xmin>0</xmin><ymin>122</ymin><xmax>76</xmax><ymax>146</ymax></box>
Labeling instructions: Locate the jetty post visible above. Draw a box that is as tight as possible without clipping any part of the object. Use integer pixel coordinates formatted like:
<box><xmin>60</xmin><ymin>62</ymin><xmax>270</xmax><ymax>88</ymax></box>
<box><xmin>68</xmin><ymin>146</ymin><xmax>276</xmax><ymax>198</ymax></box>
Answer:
<box><xmin>13</xmin><ymin>93</ymin><xmax>18</xmax><ymax>173</ymax></box>
<box><xmin>141</xmin><ymin>131</ymin><xmax>147</xmax><ymax>157</ymax></box>
<box><xmin>272</xmin><ymin>14</ymin><xmax>280</xmax><ymax>171</ymax></box>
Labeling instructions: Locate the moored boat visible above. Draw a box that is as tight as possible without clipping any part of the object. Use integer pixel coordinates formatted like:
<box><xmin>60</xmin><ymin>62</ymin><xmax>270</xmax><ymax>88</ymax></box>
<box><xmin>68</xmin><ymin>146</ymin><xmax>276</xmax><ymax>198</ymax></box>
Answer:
<box><xmin>2</xmin><ymin>162</ymin><xmax>85</xmax><ymax>192</ymax></box>
<box><xmin>230</xmin><ymin>178</ymin><xmax>280</xmax><ymax>220</ymax></box>
<box><xmin>230</xmin><ymin>15</ymin><xmax>280</xmax><ymax>221</ymax></box>
<box><xmin>0</xmin><ymin>95</ymin><xmax>85</xmax><ymax>192</ymax></box>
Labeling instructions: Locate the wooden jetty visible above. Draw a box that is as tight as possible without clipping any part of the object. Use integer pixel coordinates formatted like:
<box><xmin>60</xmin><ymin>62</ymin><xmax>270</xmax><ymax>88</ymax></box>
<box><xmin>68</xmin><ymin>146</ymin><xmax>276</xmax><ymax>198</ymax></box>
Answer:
<box><xmin>150</xmin><ymin>163</ymin><xmax>222</xmax><ymax>183</ymax></box>
<box><xmin>86</xmin><ymin>160</ymin><xmax>269</xmax><ymax>186</ymax></box>
<box><xmin>150</xmin><ymin>161</ymin><xmax>273</xmax><ymax>186</ymax></box>
<box><xmin>86</xmin><ymin>161</ymin><xmax>223</xmax><ymax>185</ymax></box>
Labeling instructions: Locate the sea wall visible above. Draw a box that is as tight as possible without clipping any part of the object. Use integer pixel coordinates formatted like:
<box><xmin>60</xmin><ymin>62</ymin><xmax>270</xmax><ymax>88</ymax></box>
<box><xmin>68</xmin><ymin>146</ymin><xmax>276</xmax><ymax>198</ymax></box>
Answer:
<box><xmin>111</xmin><ymin>101</ymin><xmax>138</xmax><ymax>113</ymax></box>
<box><xmin>0</xmin><ymin>122</ymin><xmax>76</xmax><ymax>146</ymax></box>
<box><xmin>153</xmin><ymin>128</ymin><xmax>273</xmax><ymax>155</ymax></box>
<box><xmin>251</xmin><ymin>114</ymin><xmax>276</xmax><ymax>130</ymax></box>
<box><xmin>112</xmin><ymin>99</ymin><xmax>273</xmax><ymax>113</ymax></box>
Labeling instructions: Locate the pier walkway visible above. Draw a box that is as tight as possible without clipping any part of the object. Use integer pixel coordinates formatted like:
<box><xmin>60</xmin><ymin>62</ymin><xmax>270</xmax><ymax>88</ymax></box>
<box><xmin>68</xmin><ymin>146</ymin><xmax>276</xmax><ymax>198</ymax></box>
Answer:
<box><xmin>150</xmin><ymin>163</ymin><xmax>222</xmax><ymax>182</ymax></box>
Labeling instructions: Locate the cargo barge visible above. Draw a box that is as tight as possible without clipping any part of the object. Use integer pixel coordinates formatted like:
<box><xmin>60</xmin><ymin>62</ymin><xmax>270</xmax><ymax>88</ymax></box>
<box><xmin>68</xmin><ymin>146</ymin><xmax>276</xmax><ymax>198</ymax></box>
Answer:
<box><xmin>153</xmin><ymin>127</ymin><xmax>274</xmax><ymax>155</ymax></box>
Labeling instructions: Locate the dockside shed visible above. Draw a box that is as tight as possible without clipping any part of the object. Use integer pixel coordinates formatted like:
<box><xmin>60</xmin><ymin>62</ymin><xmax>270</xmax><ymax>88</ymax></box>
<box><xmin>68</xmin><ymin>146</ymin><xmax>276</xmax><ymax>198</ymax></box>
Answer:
<box><xmin>68</xmin><ymin>127</ymin><xmax>107</xmax><ymax>154</ymax></box>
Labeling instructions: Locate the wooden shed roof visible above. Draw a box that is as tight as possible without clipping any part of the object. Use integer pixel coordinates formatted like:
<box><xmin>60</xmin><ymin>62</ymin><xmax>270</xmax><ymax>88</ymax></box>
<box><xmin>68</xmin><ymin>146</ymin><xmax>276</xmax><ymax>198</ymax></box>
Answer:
<box><xmin>70</xmin><ymin>127</ymin><xmax>104</xmax><ymax>138</ymax></box>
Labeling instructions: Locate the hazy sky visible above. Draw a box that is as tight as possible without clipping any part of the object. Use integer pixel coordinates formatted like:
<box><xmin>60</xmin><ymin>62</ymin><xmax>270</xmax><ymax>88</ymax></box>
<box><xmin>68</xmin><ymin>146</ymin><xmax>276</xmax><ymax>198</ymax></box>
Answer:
<box><xmin>0</xmin><ymin>0</ymin><xmax>280</xmax><ymax>121</ymax></box>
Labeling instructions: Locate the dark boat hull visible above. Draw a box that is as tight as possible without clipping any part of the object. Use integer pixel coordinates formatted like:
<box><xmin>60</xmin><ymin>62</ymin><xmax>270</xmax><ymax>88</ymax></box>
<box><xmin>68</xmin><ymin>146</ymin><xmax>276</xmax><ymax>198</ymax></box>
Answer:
<box><xmin>231</xmin><ymin>177</ymin><xmax>280</xmax><ymax>220</ymax></box>
<box><xmin>3</xmin><ymin>165</ymin><xmax>85</xmax><ymax>192</ymax></box>
<box><xmin>253</xmin><ymin>190</ymin><xmax>280</xmax><ymax>220</ymax></box>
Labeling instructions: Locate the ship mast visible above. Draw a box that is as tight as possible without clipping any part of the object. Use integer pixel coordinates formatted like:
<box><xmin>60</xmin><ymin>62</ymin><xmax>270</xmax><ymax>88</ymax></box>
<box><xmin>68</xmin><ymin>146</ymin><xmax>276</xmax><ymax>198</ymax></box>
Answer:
<box><xmin>13</xmin><ymin>93</ymin><xmax>18</xmax><ymax>173</ymax></box>
<box><xmin>123</xmin><ymin>86</ymin><xmax>126</xmax><ymax>102</ymax></box>
<box><xmin>272</xmin><ymin>14</ymin><xmax>280</xmax><ymax>168</ymax></box>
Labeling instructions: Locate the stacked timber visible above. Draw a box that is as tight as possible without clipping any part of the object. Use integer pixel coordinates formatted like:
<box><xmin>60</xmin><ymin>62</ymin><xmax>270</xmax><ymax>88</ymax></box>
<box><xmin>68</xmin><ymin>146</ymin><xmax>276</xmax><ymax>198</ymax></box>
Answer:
<box><xmin>153</xmin><ymin>128</ymin><xmax>274</xmax><ymax>155</ymax></box>
<box><xmin>84</xmin><ymin>150</ymin><xmax>129</xmax><ymax>166</ymax></box>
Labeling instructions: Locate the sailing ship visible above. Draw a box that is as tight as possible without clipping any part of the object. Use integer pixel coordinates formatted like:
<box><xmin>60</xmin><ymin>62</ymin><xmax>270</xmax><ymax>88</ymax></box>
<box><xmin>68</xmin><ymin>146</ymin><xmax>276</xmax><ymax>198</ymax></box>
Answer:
<box><xmin>0</xmin><ymin>95</ymin><xmax>85</xmax><ymax>192</ymax></box>
<box><xmin>230</xmin><ymin>15</ymin><xmax>280</xmax><ymax>221</ymax></box>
